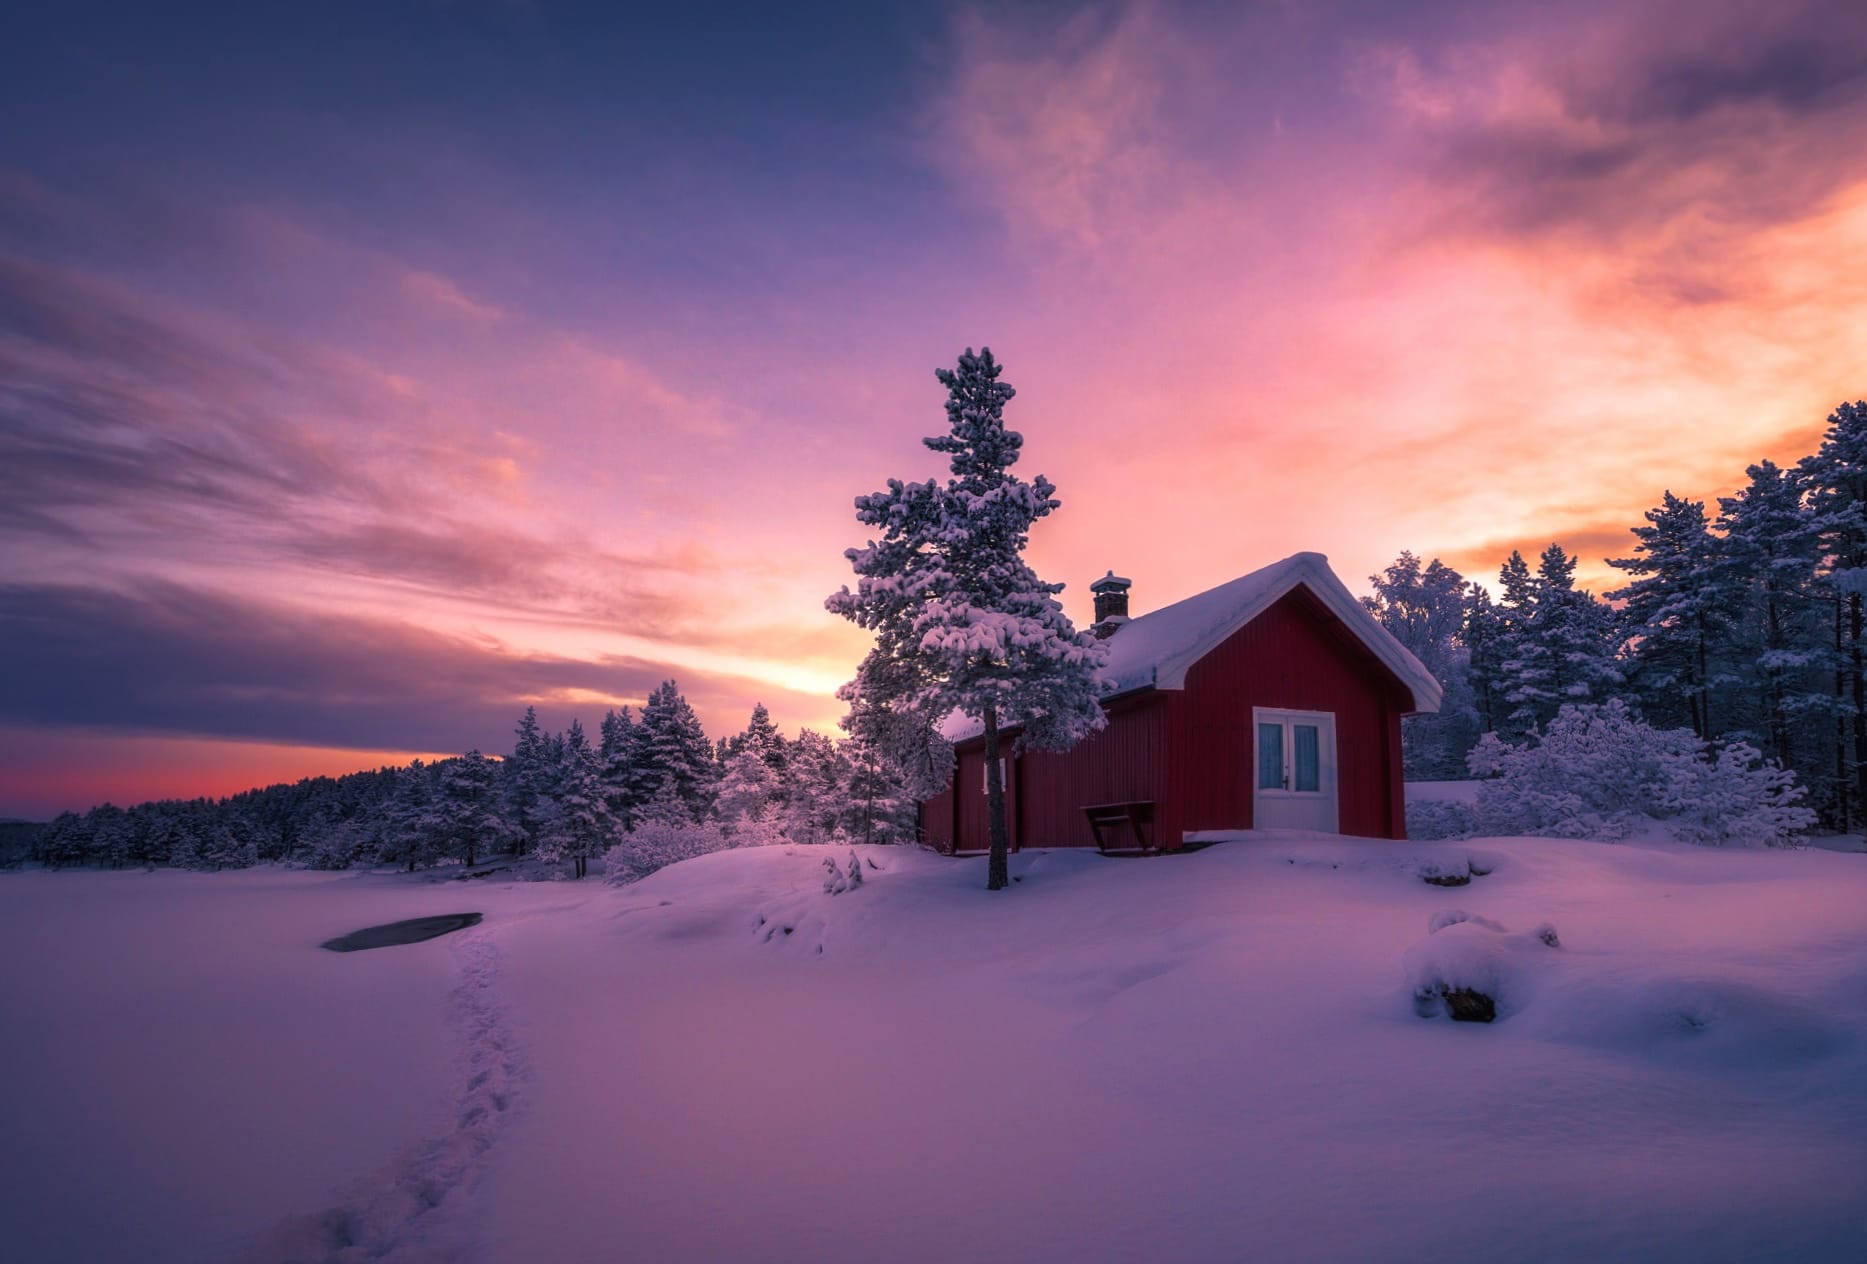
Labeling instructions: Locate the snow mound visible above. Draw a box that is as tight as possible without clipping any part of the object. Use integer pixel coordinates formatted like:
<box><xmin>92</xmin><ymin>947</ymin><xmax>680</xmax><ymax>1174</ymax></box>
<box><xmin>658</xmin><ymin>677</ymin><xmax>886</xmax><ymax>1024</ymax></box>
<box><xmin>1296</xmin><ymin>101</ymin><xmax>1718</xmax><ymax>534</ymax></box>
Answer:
<box><xmin>1426</xmin><ymin>908</ymin><xmax>1506</xmax><ymax>934</ymax></box>
<box><xmin>1405</xmin><ymin>915</ymin><xmax>1563</xmax><ymax>1021</ymax></box>
<box><xmin>1521</xmin><ymin>973</ymin><xmax>1852</xmax><ymax>1069</ymax></box>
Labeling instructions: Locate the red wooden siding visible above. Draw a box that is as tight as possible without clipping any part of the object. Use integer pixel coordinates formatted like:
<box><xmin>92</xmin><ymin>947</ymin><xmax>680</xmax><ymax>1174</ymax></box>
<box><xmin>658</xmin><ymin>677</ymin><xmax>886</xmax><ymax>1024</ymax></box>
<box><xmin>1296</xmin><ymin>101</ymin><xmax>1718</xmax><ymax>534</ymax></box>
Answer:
<box><xmin>919</xmin><ymin>775</ymin><xmax>956</xmax><ymax>851</ymax></box>
<box><xmin>1170</xmin><ymin>588</ymin><xmax>1409</xmax><ymax>838</ymax></box>
<box><xmin>1014</xmin><ymin>693</ymin><xmax>1171</xmax><ymax>848</ymax></box>
<box><xmin>918</xmin><ymin>583</ymin><xmax>1416</xmax><ymax>849</ymax></box>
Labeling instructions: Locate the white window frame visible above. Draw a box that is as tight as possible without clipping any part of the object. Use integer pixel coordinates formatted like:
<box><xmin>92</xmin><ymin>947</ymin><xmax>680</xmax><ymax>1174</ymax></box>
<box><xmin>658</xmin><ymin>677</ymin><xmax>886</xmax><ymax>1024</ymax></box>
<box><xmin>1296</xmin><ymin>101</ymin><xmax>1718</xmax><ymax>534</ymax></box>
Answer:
<box><xmin>981</xmin><ymin>756</ymin><xmax>1008</xmax><ymax>795</ymax></box>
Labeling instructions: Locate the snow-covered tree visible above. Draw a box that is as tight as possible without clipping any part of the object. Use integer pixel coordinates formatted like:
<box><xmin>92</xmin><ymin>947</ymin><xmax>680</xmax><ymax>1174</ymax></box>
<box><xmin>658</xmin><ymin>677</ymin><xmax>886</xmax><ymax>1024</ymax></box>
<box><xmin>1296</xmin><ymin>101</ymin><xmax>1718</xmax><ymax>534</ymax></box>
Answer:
<box><xmin>637</xmin><ymin>680</ymin><xmax>718</xmax><ymax>822</ymax></box>
<box><xmin>1462</xmin><ymin>584</ymin><xmax>1509</xmax><ymax>736</ymax></box>
<box><xmin>1607</xmin><ymin>492</ymin><xmax>1727</xmax><ymax>739</ymax></box>
<box><xmin>504</xmin><ymin>707</ymin><xmax>554</xmax><ymax>854</ymax></box>
<box><xmin>838</xmin><ymin>728</ymin><xmax>919</xmax><ymax>845</ymax></box>
<box><xmin>1800</xmin><ymin>400</ymin><xmax>1867</xmax><ymax>824</ymax></box>
<box><xmin>535</xmin><ymin>720</ymin><xmax>615</xmax><ymax>878</ymax></box>
<box><xmin>782</xmin><ymin>729</ymin><xmax>848</xmax><ymax>844</ymax></box>
<box><xmin>435</xmin><ymin>750</ymin><xmax>511</xmax><ymax>869</ymax></box>
<box><xmin>828</xmin><ymin>347</ymin><xmax>1107</xmax><ymax>890</ymax></box>
<box><xmin>1364</xmin><ymin>552</ymin><xmax>1480</xmax><ymax>776</ymax></box>
<box><xmin>716</xmin><ymin>746</ymin><xmax>784</xmax><ymax>833</ymax></box>
<box><xmin>40</xmin><ymin>810</ymin><xmax>93</xmax><ymax>868</ymax></box>
<box><xmin>598</xmin><ymin>706</ymin><xmax>648</xmax><ymax>831</ymax></box>
<box><xmin>381</xmin><ymin>760</ymin><xmax>445</xmax><ymax>872</ymax></box>
<box><xmin>89</xmin><ymin>804</ymin><xmax>134</xmax><ymax>869</ymax></box>
<box><xmin>1495</xmin><ymin>545</ymin><xmax>1622</xmax><ymax>735</ymax></box>
<box><xmin>1714</xmin><ymin>460</ymin><xmax>1827</xmax><ymax>776</ymax></box>
<box><xmin>733</xmin><ymin>799</ymin><xmax>788</xmax><ymax>848</ymax></box>
<box><xmin>204</xmin><ymin>814</ymin><xmax>259</xmax><ymax>870</ymax></box>
<box><xmin>726</xmin><ymin>703</ymin><xmax>788</xmax><ymax>784</ymax></box>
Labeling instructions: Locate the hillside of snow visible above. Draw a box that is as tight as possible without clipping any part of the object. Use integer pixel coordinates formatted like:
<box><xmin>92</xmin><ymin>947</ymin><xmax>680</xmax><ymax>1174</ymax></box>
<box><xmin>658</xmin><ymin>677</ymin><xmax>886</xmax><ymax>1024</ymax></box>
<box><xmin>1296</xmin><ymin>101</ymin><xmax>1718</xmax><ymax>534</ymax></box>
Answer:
<box><xmin>4</xmin><ymin>837</ymin><xmax>1867</xmax><ymax>1263</ymax></box>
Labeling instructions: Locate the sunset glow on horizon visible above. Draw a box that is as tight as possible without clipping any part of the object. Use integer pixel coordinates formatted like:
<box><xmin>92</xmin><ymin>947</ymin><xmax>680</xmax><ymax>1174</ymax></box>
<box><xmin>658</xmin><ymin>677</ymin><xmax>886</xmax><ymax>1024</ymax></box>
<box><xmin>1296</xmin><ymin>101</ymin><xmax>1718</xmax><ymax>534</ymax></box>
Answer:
<box><xmin>5</xmin><ymin>0</ymin><xmax>1866</xmax><ymax>818</ymax></box>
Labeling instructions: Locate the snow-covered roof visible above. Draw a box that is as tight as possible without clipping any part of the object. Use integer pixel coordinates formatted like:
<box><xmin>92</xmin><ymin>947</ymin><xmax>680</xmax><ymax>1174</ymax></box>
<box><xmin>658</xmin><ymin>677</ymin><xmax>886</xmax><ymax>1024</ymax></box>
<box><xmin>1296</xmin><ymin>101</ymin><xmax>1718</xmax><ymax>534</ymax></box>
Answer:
<box><xmin>940</xmin><ymin>552</ymin><xmax>1441</xmax><ymax>742</ymax></box>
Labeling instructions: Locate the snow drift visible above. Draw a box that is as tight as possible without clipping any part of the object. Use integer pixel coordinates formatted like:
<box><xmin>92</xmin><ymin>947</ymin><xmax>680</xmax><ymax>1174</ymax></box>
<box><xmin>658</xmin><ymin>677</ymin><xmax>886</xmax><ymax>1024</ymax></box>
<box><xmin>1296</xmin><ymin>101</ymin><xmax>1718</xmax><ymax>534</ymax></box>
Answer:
<box><xmin>4</xmin><ymin>834</ymin><xmax>1867</xmax><ymax>1263</ymax></box>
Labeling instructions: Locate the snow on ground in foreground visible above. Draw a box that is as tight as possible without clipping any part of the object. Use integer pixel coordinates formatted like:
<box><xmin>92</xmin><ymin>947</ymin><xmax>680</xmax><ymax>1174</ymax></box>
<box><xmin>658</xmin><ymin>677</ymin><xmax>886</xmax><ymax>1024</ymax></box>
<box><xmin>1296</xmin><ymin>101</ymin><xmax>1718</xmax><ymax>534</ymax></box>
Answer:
<box><xmin>5</xmin><ymin>839</ymin><xmax>1867</xmax><ymax>1264</ymax></box>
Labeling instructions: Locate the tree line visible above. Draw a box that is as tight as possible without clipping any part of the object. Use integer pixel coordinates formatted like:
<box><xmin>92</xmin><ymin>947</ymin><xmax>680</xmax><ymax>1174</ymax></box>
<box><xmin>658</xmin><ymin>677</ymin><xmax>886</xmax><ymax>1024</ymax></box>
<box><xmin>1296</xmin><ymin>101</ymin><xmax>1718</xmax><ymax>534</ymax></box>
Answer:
<box><xmin>1369</xmin><ymin>399</ymin><xmax>1867</xmax><ymax>831</ymax></box>
<box><xmin>10</xmin><ymin>683</ymin><xmax>919</xmax><ymax>874</ymax></box>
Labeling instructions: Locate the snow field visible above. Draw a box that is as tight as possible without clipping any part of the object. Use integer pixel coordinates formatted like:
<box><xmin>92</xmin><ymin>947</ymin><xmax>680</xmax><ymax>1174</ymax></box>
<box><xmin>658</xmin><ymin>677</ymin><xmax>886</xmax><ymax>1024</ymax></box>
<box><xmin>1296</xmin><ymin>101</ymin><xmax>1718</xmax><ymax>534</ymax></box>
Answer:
<box><xmin>4</xmin><ymin>836</ymin><xmax>1867</xmax><ymax>1263</ymax></box>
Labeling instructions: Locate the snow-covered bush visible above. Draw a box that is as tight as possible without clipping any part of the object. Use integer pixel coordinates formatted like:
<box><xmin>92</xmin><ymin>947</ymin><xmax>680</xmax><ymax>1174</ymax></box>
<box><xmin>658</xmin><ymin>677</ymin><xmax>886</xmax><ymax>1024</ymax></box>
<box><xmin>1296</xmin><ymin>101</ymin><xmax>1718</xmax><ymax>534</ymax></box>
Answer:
<box><xmin>1653</xmin><ymin>740</ymin><xmax>1817</xmax><ymax>847</ymax></box>
<box><xmin>1468</xmin><ymin>700</ymin><xmax>1814</xmax><ymax>846</ymax></box>
<box><xmin>821</xmin><ymin>848</ymin><xmax>866</xmax><ymax>895</ymax></box>
<box><xmin>603</xmin><ymin>818</ymin><xmax>730</xmax><ymax>886</ymax></box>
<box><xmin>1406</xmin><ymin>799</ymin><xmax>1474</xmax><ymax>840</ymax></box>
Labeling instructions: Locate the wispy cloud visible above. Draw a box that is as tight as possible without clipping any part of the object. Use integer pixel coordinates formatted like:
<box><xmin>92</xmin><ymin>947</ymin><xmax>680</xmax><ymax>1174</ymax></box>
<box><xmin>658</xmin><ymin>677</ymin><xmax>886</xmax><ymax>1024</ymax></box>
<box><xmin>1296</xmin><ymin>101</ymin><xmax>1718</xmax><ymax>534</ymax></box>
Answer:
<box><xmin>0</xmin><ymin>579</ymin><xmax>836</xmax><ymax>754</ymax></box>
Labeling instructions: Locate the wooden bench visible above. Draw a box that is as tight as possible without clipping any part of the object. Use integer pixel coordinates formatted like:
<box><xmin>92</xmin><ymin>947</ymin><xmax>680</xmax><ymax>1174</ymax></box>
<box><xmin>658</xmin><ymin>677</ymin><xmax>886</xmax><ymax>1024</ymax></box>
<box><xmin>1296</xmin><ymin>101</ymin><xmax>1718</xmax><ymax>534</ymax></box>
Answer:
<box><xmin>1083</xmin><ymin>801</ymin><xmax>1156</xmax><ymax>854</ymax></box>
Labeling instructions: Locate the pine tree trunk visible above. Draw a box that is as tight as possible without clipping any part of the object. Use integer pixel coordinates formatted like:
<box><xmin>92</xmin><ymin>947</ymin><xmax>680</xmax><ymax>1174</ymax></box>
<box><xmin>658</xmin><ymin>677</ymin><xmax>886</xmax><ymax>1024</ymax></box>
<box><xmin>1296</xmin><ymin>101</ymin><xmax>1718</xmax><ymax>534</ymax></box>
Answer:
<box><xmin>984</xmin><ymin>707</ymin><xmax>1010</xmax><ymax>892</ymax></box>
<box><xmin>1693</xmin><ymin>619</ymin><xmax>1710</xmax><ymax>741</ymax></box>
<box><xmin>1765</xmin><ymin>591</ymin><xmax>1790</xmax><ymax>768</ymax></box>
<box><xmin>1851</xmin><ymin>592</ymin><xmax>1865</xmax><ymax>823</ymax></box>
<box><xmin>1836</xmin><ymin>597</ymin><xmax>1852</xmax><ymax>832</ymax></box>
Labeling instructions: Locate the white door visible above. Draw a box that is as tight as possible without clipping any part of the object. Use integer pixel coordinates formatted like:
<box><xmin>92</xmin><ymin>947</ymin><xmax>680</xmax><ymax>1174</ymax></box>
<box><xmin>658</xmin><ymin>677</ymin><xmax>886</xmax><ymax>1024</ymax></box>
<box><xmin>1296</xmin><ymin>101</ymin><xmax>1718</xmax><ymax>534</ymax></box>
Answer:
<box><xmin>1253</xmin><ymin>708</ymin><xmax>1339</xmax><ymax>832</ymax></box>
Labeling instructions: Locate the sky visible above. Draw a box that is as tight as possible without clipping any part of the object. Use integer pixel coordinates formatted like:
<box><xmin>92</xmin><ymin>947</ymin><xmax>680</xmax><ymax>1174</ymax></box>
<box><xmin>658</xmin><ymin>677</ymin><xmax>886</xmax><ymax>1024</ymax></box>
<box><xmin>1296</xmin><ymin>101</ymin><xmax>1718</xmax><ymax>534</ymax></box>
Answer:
<box><xmin>3</xmin><ymin>0</ymin><xmax>1866</xmax><ymax>818</ymax></box>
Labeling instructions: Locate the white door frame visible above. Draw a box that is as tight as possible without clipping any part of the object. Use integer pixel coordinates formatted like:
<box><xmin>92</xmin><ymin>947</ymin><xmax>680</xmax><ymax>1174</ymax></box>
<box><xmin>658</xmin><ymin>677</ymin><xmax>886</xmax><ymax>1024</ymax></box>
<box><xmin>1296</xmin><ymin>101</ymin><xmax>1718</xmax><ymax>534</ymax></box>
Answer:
<box><xmin>1252</xmin><ymin>707</ymin><xmax>1339</xmax><ymax>832</ymax></box>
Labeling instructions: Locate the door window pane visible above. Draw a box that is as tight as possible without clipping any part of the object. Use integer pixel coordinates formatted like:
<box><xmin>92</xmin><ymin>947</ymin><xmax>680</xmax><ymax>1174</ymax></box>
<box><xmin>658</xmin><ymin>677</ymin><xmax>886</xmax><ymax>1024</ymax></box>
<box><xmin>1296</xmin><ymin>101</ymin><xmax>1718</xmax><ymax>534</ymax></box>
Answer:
<box><xmin>1294</xmin><ymin>725</ymin><xmax>1320</xmax><ymax>792</ymax></box>
<box><xmin>1258</xmin><ymin>723</ymin><xmax>1284</xmax><ymax>789</ymax></box>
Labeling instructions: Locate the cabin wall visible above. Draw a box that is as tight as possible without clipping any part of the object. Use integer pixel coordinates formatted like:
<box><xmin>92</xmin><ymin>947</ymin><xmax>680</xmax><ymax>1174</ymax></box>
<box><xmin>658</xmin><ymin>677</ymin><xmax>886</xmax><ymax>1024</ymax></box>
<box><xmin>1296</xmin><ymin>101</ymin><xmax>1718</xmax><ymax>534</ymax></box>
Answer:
<box><xmin>917</xmin><ymin>587</ymin><xmax>1416</xmax><ymax>849</ymax></box>
<box><xmin>918</xmin><ymin>778</ymin><xmax>956</xmax><ymax>852</ymax></box>
<box><xmin>921</xmin><ymin>695</ymin><xmax>1172</xmax><ymax>852</ymax></box>
<box><xmin>1173</xmin><ymin>589</ymin><xmax>1408</xmax><ymax>838</ymax></box>
<box><xmin>1015</xmin><ymin>694</ymin><xmax>1172</xmax><ymax>848</ymax></box>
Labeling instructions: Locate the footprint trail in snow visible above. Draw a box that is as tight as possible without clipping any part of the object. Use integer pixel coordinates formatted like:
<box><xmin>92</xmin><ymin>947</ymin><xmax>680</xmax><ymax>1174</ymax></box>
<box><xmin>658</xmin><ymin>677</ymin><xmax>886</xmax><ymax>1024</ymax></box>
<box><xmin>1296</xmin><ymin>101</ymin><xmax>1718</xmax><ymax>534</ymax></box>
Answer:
<box><xmin>241</xmin><ymin>928</ymin><xmax>524</xmax><ymax>1264</ymax></box>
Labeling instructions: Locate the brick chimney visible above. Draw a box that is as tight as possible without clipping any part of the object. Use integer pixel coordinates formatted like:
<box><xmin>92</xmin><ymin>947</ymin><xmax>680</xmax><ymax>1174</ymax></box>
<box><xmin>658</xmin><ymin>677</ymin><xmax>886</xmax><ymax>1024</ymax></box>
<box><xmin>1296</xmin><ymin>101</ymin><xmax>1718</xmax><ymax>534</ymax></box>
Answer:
<box><xmin>1090</xmin><ymin>571</ymin><xmax>1132</xmax><ymax>638</ymax></box>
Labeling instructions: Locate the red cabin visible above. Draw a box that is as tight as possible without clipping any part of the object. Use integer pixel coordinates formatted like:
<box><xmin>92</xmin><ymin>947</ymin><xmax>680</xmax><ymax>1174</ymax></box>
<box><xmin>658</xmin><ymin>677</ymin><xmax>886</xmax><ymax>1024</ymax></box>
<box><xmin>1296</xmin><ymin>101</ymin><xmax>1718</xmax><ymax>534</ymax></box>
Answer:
<box><xmin>919</xmin><ymin>553</ymin><xmax>1442</xmax><ymax>852</ymax></box>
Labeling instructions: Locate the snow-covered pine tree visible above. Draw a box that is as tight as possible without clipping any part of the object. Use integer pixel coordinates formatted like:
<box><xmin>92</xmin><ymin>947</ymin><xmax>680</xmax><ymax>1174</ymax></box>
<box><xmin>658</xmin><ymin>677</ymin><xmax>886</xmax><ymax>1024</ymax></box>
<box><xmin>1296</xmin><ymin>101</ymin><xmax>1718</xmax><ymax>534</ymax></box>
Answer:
<box><xmin>1462</xmin><ymin>583</ymin><xmax>1508</xmax><ymax>736</ymax></box>
<box><xmin>1364</xmin><ymin>552</ymin><xmax>1480</xmax><ymax>776</ymax></box>
<box><xmin>1801</xmin><ymin>401</ymin><xmax>1867</xmax><ymax>824</ymax></box>
<box><xmin>40</xmin><ymin>810</ymin><xmax>93</xmax><ymax>868</ymax></box>
<box><xmin>598</xmin><ymin>706</ymin><xmax>648</xmax><ymax>831</ymax></box>
<box><xmin>89</xmin><ymin>804</ymin><xmax>133</xmax><ymax>870</ymax></box>
<box><xmin>637</xmin><ymin>680</ymin><xmax>718</xmax><ymax>822</ymax></box>
<box><xmin>1606</xmin><ymin>491</ymin><xmax>1727</xmax><ymax>740</ymax></box>
<box><xmin>505</xmin><ymin>707</ymin><xmax>554</xmax><ymax>855</ymax></box>
<box><xmin>836</xmin><ymin>661</ymin><xmax>955</xmax><ymax>807</ymax></box>
<box><xmin>827</xmin><ymin>347</ymin><xmax>1107</xmax><ymax>891</ymax></box>
<box><xmin>535</xmin><ymin>719</ymin><xmax>615</xmax><ymax>878</ymax></box>
<box><xmin>716</xmin><ymin>746</ymin><xmax>784</xmax><ymax>834</ymax></box>
<box><xmin>205</xmin><ymin>812</ymin><xmax>260</xmax><ymax>870</ymax></box>
<box><xmin>1487</xmin><ymin>552</ymin><xmax>1539</xmax><ymax>738</ymax></box>
<box><xmin>838</xmin><ymin>728</ymin><xmax>918</xmax><ymax>845</ymax></box>
<box><xmin>1715</xmin><ymin>460</ymin><xmax>1828</xmax><ymax>793</ymax></box>
<box><xmin>435</xmin><ymin>750</ymin><xmax>510</xmax><ymax>869</ymax></box>
<box><xmin>782</xmin><ymin>729</ymin><xmax>849</xmax><ymax>844</ymax></box>
<box><xmin>731</xmin><ymin>703</ymin><xmax>789</xmax><ymax>783</ymax></box>
<box><xmin>1497</xmin><ymin>545</ymin><xmax>1622</xmax><ymax>735</ymax></box>
<box><xmin>382</xmin><ymin>760</ymin><xmax>445</xmax><ymax>872</ymax></box>
<box><xmin>734</xmin><ymin>798</ymin><xmax>788</xmax><ymax>848</ymax></box>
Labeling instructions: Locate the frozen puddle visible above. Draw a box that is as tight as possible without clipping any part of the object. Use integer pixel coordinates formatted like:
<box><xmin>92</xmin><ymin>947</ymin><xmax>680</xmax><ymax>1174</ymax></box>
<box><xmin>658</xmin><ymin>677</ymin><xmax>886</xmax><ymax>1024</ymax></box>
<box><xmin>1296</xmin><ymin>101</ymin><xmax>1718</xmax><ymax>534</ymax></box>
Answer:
<box><xmin>321</xmin><ymin>913</ymin><xmax>483</xmax><ymax>952</ymax></box>
<box><xmin>247</xmin><ymin>928</ymin><xmax>523</xmax><ymax>1262</ymax></box>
